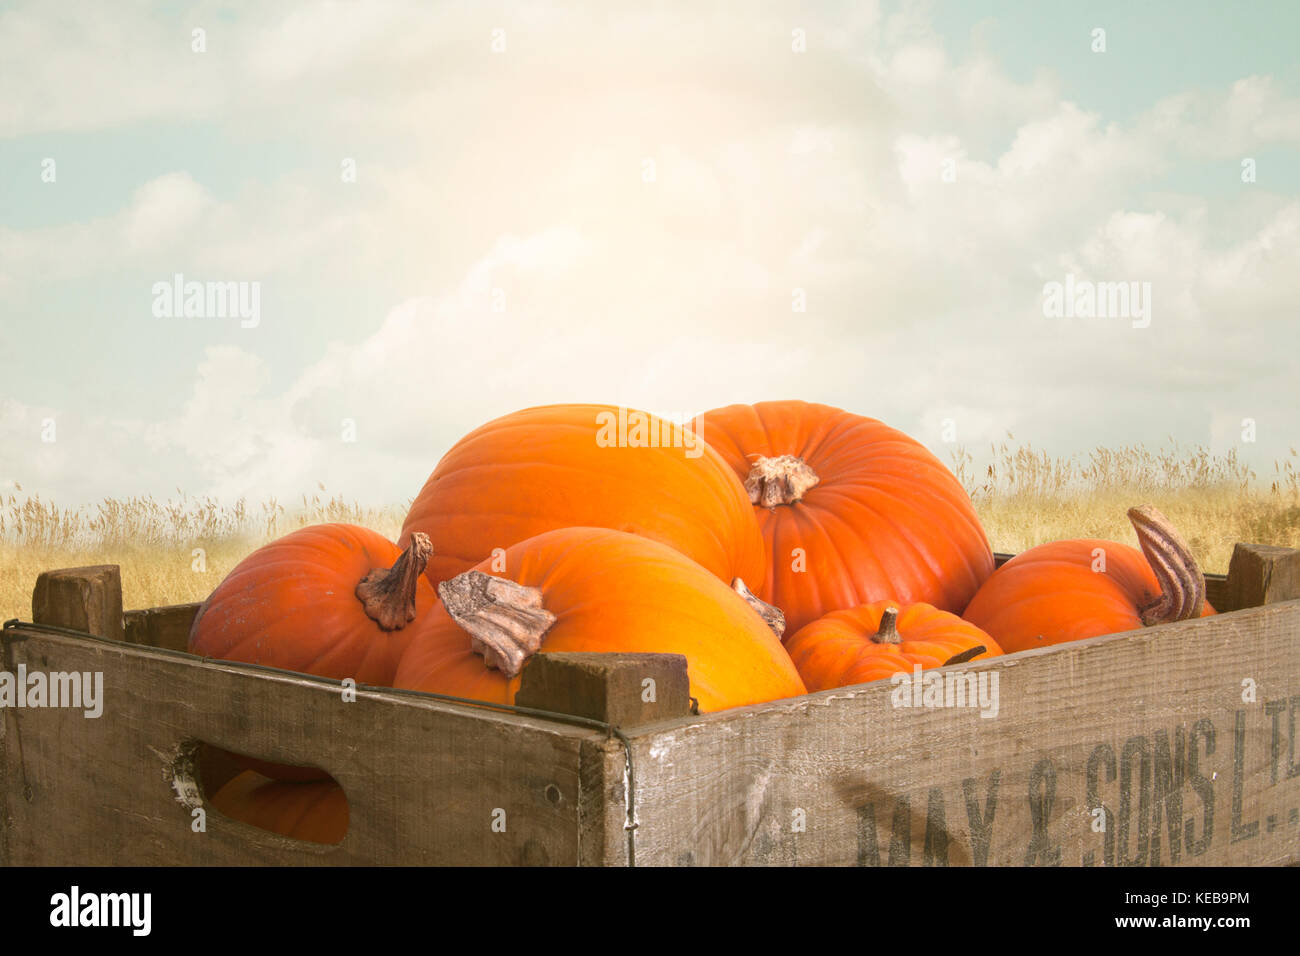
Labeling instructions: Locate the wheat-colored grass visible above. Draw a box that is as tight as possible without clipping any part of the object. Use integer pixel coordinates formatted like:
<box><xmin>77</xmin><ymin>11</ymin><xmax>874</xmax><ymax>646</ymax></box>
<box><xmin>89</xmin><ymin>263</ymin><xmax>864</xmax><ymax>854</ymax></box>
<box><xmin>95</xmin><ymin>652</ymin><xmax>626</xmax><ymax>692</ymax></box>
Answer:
<box><xmin>0</xmin><ymin>489</ymin><xmax>406</xmax><ymax>621</ymax></box>
<box><xmin>953</xmin><ymin>440</ymin><xmax>1300</xmax><ymax>566</ymax></box>
<box><xmin>3</xmin><ymin>443</ymin><xmax>1298</xmax><ymax>621</ymax></box>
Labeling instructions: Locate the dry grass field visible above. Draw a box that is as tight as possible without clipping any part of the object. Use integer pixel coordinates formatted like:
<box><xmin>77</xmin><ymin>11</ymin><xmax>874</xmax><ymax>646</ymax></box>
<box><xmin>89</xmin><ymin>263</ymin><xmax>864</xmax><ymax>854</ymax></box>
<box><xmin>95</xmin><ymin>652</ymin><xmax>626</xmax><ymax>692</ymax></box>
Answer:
<box><xmin>3</xmin><ymin>442</ymin><xmax>1298</xmax><ymax>622</ymax></box>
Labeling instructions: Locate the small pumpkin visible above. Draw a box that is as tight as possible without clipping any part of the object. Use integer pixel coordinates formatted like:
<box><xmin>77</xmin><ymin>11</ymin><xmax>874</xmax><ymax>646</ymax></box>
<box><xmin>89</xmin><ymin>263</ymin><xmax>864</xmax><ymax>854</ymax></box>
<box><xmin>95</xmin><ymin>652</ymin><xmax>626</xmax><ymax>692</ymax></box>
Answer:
<box><xmin>399</xmin><ymin>404</ymin><xmax>765</xmax><ymax>590</ymax></box>
<box><xmin>189</xmin><ymin>523</ymin><xmax>436</xmax><ymax>779</ymax></box>
<box><xmin>962</xmin><ymin>505</ymin><xmax>1216</xmax><ymax>653</ymax></box>
<box><xmin>785</xmin><ymin>600</ymin><xmax>1002</xmax><ymax>690</ymax></box>
<box><xmin>393</xmin><ymin>526</ymin><xmax>806</xmax><ymax>711</ymax></box>
<box><xmin>210</xmin><ymin>771</ymin><xmax>348</xmax><ymax>845</ymax></box>
<box><xmin>693</xmin><ymin>400</ymin><xmax>995</xmax><ymax>634</ymax></box>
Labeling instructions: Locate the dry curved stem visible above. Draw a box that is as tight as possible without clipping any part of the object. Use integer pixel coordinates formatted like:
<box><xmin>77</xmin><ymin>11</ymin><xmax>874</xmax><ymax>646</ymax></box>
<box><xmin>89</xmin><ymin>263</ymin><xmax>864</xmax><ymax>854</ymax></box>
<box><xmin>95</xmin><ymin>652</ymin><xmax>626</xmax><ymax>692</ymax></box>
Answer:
<box><xmin>732</xmin><ymin>577</ymin><xmax>786</xmax><ymax>638</ymax></box>
<box><xmin>744</xmin><ymin>455</ymin><xmax>820</xmax><ymax>507</ymax></box>
<box><xmin>439</xmin><ymin>570</ymin><xmax>557</xmax><ymax>678</ymax></box>
<box><xmin>942</xmin><ymin>646</ymin><xmax>986</xmax><ymax>667</ymax></box>
<box><xmin>355</xmin><ymin>532</ymin><xmax>432</xmax><ymax>630</ymax></box>
<box><xmin>871</xmin><ymin>606</ymin><xmax>902</xmax><ymax>645</ymax></box>
<box><xmin>1127</xmin><ymin>504</ymin><xmax>1206</xmax><ymax>626</ymax></box>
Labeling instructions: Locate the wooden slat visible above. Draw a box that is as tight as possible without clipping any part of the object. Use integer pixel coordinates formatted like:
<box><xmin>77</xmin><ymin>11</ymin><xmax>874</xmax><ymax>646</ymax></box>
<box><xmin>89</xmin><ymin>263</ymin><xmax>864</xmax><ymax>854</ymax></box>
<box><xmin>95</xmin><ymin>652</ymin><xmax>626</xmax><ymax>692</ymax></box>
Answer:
<box><xmin>0</xmin><ymin>628</ymin><xmax>599</xmax><ymax>865</ymax></box>
<box><xmin>31</xmin><ymin>565</ymin><xmax>123</xmax><ymax>642</ymax></box>
<box><xmin>1205</xmin><ymin>574</ymin><xmax>1229</xmax><ymax>612</ymax></box>
<box><xmin>615</xmin><ymin>600</ymin><xmax>1300</xmax><ymax>866</ymax></box>
<box><xmin>1227</xmin><ymin>544</ymin><xmax>1300</xmax><ymax>611</ymax></box>
<box><xmin>7</xmin><ymin>543</ymin><xmax>1297</xmax><ymax>866</ymax></box>
<box><xmin>123</xmin><ymin>603</ymin><xmax>202</xmax><ymax>651</ymax></box>
<box><xmin>516</xmin><ymin>653</ymin><xmax>691</xmax><ymax>726</ymax></box>
<box><xmin>578</xmin><ymin>736</ymin><xmax>630</xmax><ymax>866</ymax></box>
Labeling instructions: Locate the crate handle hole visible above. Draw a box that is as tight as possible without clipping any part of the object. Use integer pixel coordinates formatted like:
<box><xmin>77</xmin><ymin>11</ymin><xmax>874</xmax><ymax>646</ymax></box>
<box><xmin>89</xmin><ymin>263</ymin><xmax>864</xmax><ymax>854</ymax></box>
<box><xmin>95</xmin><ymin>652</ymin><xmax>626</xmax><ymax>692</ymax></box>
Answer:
<box><xmin>187</xmin><ymin>741</ymin><xmax>349</xmax><ymax>846</ymax></box>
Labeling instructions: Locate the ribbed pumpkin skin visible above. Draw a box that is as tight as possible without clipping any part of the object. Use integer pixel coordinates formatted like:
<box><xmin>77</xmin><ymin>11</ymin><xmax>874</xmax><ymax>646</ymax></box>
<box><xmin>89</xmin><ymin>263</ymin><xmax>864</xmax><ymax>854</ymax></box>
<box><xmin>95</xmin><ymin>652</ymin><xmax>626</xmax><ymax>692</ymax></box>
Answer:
<box><xmin>694</xmin><ymin>401</ymin><xmax>994</xmax><ymax>634</ymax></box>
<box><xmin>962</xmin><ymin>539</ymin><xmax>1216</xmax><ymax>654</ymax></box>
<box><xmin>190</xmin><ymin>523</ymin><xmax>437</xmax><ymax>781</ymax></box>
<box><xmin>210</xmin><ymin>771</ymin><xmax>348</xmax><ymax>844</ymax></box>
<box><xmin>393</xmin><ymin>527</ymin><xmax>806</xmax><ymax>711</ymax></box>
<box><xmin>785</xmin><ymin>600</ymin><xmax>1002</xmax><ymax>690</ymax></box>
<box><xmin>189</xmin><ymin>523</ymin><xmax>434</xmax><ymax>685</ymax></box>
<box><xmin>399</xmin><ymin>404</ymin><xmax>765</xmax><ymax>590</ymax></box>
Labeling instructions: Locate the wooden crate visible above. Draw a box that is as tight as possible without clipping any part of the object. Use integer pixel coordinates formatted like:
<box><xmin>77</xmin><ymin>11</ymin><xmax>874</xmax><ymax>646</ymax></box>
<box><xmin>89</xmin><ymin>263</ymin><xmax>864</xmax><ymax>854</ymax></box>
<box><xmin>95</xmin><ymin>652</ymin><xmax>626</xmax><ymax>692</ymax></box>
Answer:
<box><xmin>2</xmin><ymin>544</ymin><xmax>1299</xmax><ymax>866</ymax></box>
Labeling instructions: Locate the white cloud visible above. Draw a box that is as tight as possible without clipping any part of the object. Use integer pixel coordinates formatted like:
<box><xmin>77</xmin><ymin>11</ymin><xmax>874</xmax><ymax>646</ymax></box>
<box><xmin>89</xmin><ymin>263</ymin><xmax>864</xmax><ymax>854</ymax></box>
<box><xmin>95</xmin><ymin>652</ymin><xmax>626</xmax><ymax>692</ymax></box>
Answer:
<box><xmin>2</xmin><ymin>0</ymin><xmax>1298</xmax><ymax>506</ymax></box>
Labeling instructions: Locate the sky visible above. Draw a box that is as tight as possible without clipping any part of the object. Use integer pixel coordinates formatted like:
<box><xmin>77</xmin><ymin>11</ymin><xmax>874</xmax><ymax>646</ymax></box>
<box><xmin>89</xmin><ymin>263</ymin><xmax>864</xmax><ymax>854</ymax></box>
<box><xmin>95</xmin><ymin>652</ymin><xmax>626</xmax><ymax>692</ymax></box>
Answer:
<box><xmin>1</xmin><ymin>0</ymin><xmax>1298</xmax><ymax>507</ymax></box>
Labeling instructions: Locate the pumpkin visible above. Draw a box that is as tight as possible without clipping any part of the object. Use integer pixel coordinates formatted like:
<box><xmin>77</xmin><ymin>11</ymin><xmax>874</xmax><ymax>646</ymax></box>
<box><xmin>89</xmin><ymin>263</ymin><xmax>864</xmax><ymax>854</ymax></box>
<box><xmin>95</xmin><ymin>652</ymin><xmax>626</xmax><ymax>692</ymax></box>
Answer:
<box><xmin>210</xmin><ymin>771</ymin><xmax>348</xmax><ymax>845</ymax></box>
<box><xmin>962</xmin><ymin>505</ymin><xmax>1215</xmax><ymax>653</ymax></box>
<box><xmin>399</xmin><ymin>404</ymin><xmax>765</xmax><ymax>590</ymax></box>
<box><xmin>785</xmin><ymin>600</ymin><xmax>1002</xmax><ymax>691</ymax></box>
<box><xmin>189</xmin><ymin>523</ymin><xmax>436</xmax><ymax>779</ymax></box>
<box><xmin>692</xmin><ymin>400</ymin><xmax>994</xmax><ymax>634</ymax></box>
<box><xmin>393</xmin><ymin>526</ymin><xmax>806</xmax><ymax>711</ymax></box>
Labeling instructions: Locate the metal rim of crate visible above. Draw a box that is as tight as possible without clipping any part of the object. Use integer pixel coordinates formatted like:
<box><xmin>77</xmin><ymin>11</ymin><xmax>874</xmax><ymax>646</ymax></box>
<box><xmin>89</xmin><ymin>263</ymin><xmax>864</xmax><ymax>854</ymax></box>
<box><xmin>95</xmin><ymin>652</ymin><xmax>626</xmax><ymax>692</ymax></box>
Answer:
<box><xmin>1</xmin><ymin>617</ymin><xmax>643</xmax><ymax>866</ymax></box>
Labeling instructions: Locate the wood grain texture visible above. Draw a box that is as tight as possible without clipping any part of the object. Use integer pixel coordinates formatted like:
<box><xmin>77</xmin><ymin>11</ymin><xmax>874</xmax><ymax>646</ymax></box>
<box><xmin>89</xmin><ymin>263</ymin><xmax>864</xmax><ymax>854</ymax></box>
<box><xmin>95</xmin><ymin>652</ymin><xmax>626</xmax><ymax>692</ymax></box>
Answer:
<box><xmin>31</xmin><ymin>566</ymin><xmax>123</xmax><ymax>642</ymax></box>
<box><xmin>1205</xmin><ymin>574</ymin><xmax>1229</xmax><ymax>613</ymax></box>
<box><xmin>1227</xmin><ymin>544</ymin><xmax>1300</xmax><ymax>612</ymax></box>
<box><xmin>0</xmin><ymin>628</ymin><xmax>600</xmax><ymax>865</ymax></box>
<box><xmin>123</xmin><ymin>604</ymin><xmax>201</xmax><ymax>651</ymax></box>
<box><xmin>614</xmin><ymin>600</ymin><xmax>1300</xmax><ymax>866</ymax></box>
<box><xmin>4</xmin><ymin>543</ymin><xmax>1296</xmax><ymax>866</ymax></box>
<box><xmin>516</xmin><ymin>652</ymin><xmax>691</xmax><ymax>726</ymax></box>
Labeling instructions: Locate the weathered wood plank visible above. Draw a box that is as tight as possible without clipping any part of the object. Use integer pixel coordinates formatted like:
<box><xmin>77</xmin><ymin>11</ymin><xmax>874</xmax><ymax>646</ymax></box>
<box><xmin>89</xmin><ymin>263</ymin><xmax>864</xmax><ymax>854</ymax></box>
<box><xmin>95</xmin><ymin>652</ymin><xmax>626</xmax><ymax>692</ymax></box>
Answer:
<box><xmin>0</xmin><ymin>628</ymin><xmax>599</xmax><ymax>865</ymax></box>
<box><xmin>1205</xmin><ymin>574</ymin><xmax>1229</xmax><ymax>613</ymax></box>
<box><xmin>6</xmin><ymin>546</ymin><xmax>1297</xmax><ymax>866</ymax></box>
<box><xmin>516</xmin><ymin>653</ymin><xmax>691</xmax><ymax>726</ymax></box>
<box><xmin>123</xmin><ymin>603</ymin><xmax>201</xmax><ymax>652</ymax></box>
<box><xmin>577</xmin><ymin>736</ymin><xmax>630</xmax><ymax>866</ymax></box>
<box><xmin>618</xmin><ymin>600</ymin><xmax>1300</xmax><ymax>866</ymax></box>
<box><xmin>31</xmin><ymin>565</ymin><xmax>123</xmax><ymax>642</ymax></box>
<box><xmin>1227</xmin><ymin>543</ymin><xmax>1300</xmax><ymax>611</ymax></box>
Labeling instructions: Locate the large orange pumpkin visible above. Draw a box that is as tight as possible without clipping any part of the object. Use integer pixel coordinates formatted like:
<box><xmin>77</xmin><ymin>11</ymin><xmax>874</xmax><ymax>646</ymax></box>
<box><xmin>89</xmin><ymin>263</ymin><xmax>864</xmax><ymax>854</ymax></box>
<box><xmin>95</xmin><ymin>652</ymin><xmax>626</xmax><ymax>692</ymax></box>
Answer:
<box><xmin>393</xmin><ymin>527</ymin><xmax>806</xmax><ymax>711</ymax></box>
<box><xmin>210</xmin><ymin>771</ymin><xmax>348</xmax><ymax>845</ymax></box>
<box><xmin>963</xmin><ymin>505</ymin><xmax>1215</xmax><ymax>653</ymax></box>
<box><xmin>189</xmin><ymin>523</ymin><xmax>436</xmax><ymax>779</ymax></box>
<box><xmin>399</xmin><ymin>404</ymin><xmax>765</xmax><ymax>590</ymax></box>
<box><xmin>785</xmin><ymin>600</ymin><xmax>1002</xmax><ymax>690</ymax></box>
<box><xmin>693</xmin><ymin>400</ymin><xmax>994</xmax><ymax>634</ymax></box>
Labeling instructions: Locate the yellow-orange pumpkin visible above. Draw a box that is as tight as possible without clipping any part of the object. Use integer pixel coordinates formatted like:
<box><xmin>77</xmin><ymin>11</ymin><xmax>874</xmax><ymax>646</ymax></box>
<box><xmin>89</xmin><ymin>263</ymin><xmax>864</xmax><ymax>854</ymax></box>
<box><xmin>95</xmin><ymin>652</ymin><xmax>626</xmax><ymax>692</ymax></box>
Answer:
<box><xmin>963</xmin><ymin>505</ymin><xmax>1215</xmax><ymax>653</ymax></box>
<box><xmin>190</xmin><ymin>523</ymin><xmax>436</xmax><ymax>779</ymax></box>
<box><xmin>785</xmin><ymin>600</ymin><xmax>1002</xmax><ymax>690</ymax></box>
<box><xmin>210</xmin><ymin>771</ymin><xmax>348</xmax><ymax>845</ymax></box>
<box><xmin>399</xmin><ymin>404</ymin><xmax>765</xmax><ymax>590</ymax></box>
<box><xmin>393</xmin><ymin>527</ymin><xmax>806</xmax><ymax>711</ymax></box>
<box><xmin>693</xmin><ymin>400</ymin><xmax>994</xmax><ymax>635</ymax></box>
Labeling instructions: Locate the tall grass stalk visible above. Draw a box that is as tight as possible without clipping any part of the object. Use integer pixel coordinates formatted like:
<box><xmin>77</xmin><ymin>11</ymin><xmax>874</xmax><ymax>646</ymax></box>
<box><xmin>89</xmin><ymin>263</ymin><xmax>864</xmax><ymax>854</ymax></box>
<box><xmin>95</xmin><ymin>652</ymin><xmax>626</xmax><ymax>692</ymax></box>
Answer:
<box><xmin>3</xmin><ymin>443</ymin><xmax>1298</xmax><ymax>619</ymax></box>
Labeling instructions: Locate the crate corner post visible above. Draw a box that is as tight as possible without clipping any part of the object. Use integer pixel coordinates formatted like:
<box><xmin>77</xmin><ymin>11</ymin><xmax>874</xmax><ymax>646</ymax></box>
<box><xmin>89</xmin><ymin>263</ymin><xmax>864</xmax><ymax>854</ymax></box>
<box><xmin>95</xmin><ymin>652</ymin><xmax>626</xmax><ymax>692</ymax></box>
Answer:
<box><xmin>31</xmin><ymin>565</ymin><xmax>125</xmax><ymax>642</ymax></box>
<box><xmin>515</xmin><ymin>652</ymin><xmax>692</xmax><ymax>866</ymax></box>
<box><xmin>515</xmin><ymin>651</ymin><xmax>692</xmax><ymax>726</ymax></box>
<box><xmin>1226</xmin><ymin>543</ymin><xmax>1300</xmax><ymax>611</ymax></box>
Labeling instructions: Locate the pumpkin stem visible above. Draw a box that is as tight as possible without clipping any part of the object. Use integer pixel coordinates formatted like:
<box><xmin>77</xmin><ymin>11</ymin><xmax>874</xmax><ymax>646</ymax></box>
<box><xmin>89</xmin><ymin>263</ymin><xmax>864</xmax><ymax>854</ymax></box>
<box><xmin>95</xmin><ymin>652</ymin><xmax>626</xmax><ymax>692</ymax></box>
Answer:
<box><xmin>942</xmin><ymin>646</ymin><xmax>986</xmax><ymax>666</ymax></box>
<box><xmin>745</xmin><ymin>455</ymin><xmax>820</xmax><ymax>507</ymax></box>
<box><xmin>439</xmin><ymin>570</ymin><xmax>558</xmax><ymax>678</ymax></box>
<box><xmin>871</xmin><ymin>606</ymin><xmax>902</xmax><ymax>644</ymax></box>
<box><xmin>732</xmin><ymin>577</ymin><xmax>786</xmax><ymax>638</ymax></box>
<box><xmin>1127</xmin><ymin>505</ymin><xmax>1206</xmax><ymax>626</ymax></box>
<box><xmin>355</xmin><ymin>532</ymin><xmax>432</xmax><ymax>630</ymax></box>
